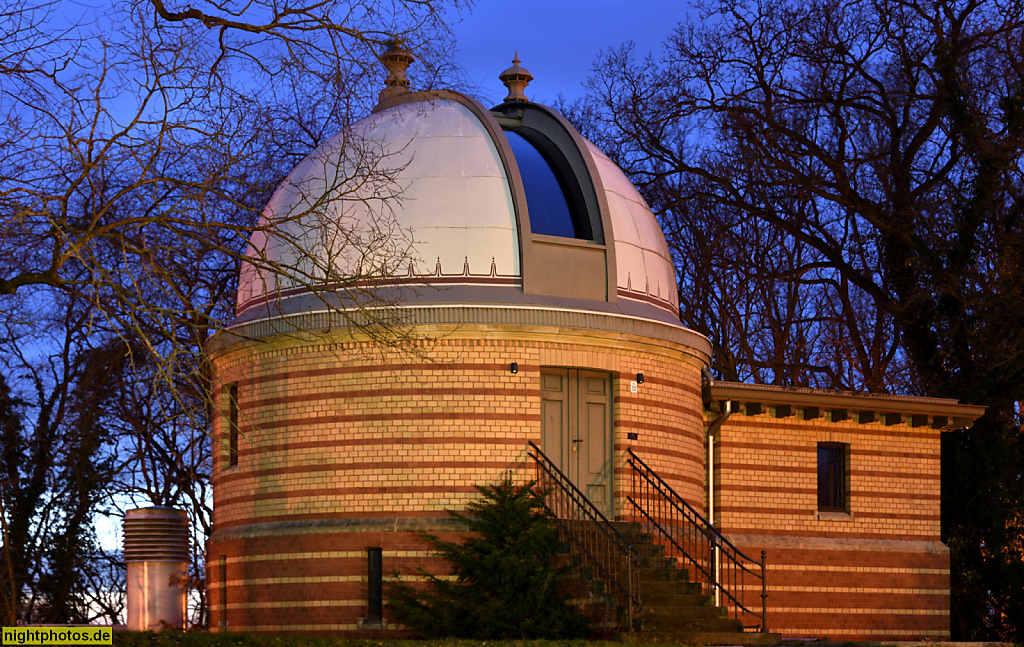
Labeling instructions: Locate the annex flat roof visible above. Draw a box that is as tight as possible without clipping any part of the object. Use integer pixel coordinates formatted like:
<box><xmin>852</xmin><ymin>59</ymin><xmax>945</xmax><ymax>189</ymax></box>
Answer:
<box><xmin>704</xmin><ymin>380</ymin><xmax>987</xmax><ymax>430</ymax></box>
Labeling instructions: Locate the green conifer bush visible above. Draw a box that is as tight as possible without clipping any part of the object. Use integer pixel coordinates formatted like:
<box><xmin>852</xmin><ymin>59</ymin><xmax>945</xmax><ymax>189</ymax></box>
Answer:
<box><xmin>386</xmin><ymin>478</ymin><xmax>590</xmax><ymax>639</ymax></box>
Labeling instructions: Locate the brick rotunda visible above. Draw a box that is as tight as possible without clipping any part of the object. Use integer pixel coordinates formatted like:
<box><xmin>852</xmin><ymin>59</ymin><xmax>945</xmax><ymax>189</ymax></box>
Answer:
<box><xmin>206</xmin><ymin>49</ymin><xmax>984</xmax><ymax>640</ymax></box>
<box><xmin>207</xmin><ymin>50</ymin><xmax>711</xmax><ymax>633</ymax></box>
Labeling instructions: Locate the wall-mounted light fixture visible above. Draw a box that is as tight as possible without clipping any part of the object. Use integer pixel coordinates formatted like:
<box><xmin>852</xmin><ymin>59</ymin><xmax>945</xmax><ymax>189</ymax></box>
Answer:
<box><xmin>636</xmin><ymin>373</ymin><xmax>645</xmax><ymax>384</ymax></box>
<box><xmin>510</xmin><ymin>362</ymin><xmax>518</xmax><ymax>374</ymax></box>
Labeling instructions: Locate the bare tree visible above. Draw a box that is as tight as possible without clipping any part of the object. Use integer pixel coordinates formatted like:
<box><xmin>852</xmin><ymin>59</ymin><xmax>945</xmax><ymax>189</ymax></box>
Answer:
<box><xmin>0</xmin><ymin>0</ymin><xmax>463</xmax><ymax>373</ymax></box>
<box><xmin>562</xmin><ymin>99</ymin><xmax>905</xmax><ymax>393</ymax></box>
<box><xmin>0</xmin><ymin>0</ymin><xmax>465</xmax><ymax>625</ymax></box>
<box><xmin>572</xmin><ymin>0</ymin><xmax>1024</xmax><ymax>638</ymax></box>
<box><xmin>660</xmin><ymin>177</ymin><xmax>904</xmax><ymax>391</ymax></box>
<box><xmin>0</xmin><ymin>290</ymin><xmax>119</xmax><ymax>624</ymax></box>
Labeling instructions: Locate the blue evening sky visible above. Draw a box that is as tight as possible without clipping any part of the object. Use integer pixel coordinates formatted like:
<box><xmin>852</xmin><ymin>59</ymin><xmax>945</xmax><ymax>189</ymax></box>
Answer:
<box><xmin>445</xmin><ymin>1</ymin><xmax>685</xmax><ymax>106</ymax></box>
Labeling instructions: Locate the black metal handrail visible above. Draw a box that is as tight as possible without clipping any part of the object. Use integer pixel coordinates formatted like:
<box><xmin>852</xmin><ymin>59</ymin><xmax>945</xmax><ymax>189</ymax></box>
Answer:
<box><xmin>625</xmin><ymin>448</ymin><xmax>768</xmax><ymax>632</ymax></box>
<box><xmin>523</xmin><ymin>442</ymin><xmax>641</xmax><ymax>630</ymax></box>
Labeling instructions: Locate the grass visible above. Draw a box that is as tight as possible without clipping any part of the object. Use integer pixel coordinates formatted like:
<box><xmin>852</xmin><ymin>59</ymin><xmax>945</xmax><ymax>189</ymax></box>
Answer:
<box><xmin>113</xmin><ymin>634</ymin><xmax>659</xmax><ymax>647</ymax></box>
<box><xmin>114</xmin><ymin>634</ymin><xmax>638</xmax><ymax>647</ymax></box>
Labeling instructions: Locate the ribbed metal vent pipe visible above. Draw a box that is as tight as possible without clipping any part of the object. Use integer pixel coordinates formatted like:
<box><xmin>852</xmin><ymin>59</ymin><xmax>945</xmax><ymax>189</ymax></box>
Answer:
<box><xmin>123</xmin><ymin>506</ymin><xmax>190</xmax><ymax>630</ymax></box>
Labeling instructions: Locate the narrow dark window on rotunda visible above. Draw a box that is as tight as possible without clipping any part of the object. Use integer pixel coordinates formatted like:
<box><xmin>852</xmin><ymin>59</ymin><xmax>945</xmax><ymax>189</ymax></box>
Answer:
<box><xmin>227</xmin><ymin>383</ymin><xmax>239</xmax><ymax>468</ymax></box>
<box><xmin>218</xmin><ymin>554</ymin><xmax>228</xmax><ymax>631</ymax></box>
<box><xmin>366</xmin><ymin>547</ymin><xmax>383</xmax><ymax>624</ymax></box>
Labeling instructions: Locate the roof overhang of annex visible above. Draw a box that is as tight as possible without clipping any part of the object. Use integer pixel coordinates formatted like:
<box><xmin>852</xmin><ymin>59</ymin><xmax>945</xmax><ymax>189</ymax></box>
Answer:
<box><xmin>704</xmin><ymin>380</ymin><xmax>986</xmax><ymax>431</ymax></box>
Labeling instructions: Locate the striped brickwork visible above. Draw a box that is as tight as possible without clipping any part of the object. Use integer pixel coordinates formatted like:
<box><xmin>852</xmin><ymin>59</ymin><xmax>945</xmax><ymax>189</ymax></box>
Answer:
<box><xmin>207</xmin><ymin>322</ymin><xmax>708</xmax><ymax>633</ymax></box>
<box><xmin>714</xmin><ymin>410</ymin><xmax>949</xmax><ymax>640</ymax></box>
<box><xmin>207</xmin><ymin>524</ymin><xmax>455</xmax><ymax>634</ymax></box>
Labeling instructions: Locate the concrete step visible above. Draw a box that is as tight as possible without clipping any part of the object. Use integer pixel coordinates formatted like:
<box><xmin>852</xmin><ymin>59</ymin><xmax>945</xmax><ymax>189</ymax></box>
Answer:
<box><xmin>637</xmin><ymin>545</ymin><xmax>667</xmax><ymax>560</ymax></box>
<box><xmin>619</xmin><ymin>630</ymin><xmax>783</xmax><ymax>645</ymax></box>
<box><xmin>640</xmin><ymin>614</ymin><xmax>743</xmax><ymax>633</ymax></box>
<box><xmin>643</xmin><ymin>597</ymin><xmax>716</xmax><ymax>618</ymax></box>
<box><xmin>613</xmin><ymin>521</ymin><xmax>643</xmax><ymax>534</ymax></box>
<box><xmin>638</xmin><ymin>565</ymin><xmax>689</xmax><ymax>583</ymax></box>
<box><xmin>638</xmin><ymin>554</ymin><xmax>675</xmax><ymax>569</ymax></box>
<box><xmin>638</xmin><ymin>578</ymin><xmax>703</xmax><ymax>597</ymax></box>
<box><xmin>642</xmin><ymin>591</ymin><xmax>710</xmax><ymax>606</ymax></box>
<box><xmin>642</xmin><ymin>604</ymin><xmax>724</xmax><ymax>620</ymax></box>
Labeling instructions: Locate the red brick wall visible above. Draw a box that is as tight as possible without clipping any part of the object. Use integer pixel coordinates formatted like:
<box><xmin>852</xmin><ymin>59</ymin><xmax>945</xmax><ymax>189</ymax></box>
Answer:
<box><xmin>715</xmin><ymin>409</ymin><xmax>949</xmax><ymax>640</ymax></box>
<box><xmin>207</xmin><ymin>527</ymin><xmax>456</xmax><ymax>633</ymax></box>
<box><xmin>207</xmin><ymin>323</ymin><xmax>708</xmax><ymax>633</ymax></box>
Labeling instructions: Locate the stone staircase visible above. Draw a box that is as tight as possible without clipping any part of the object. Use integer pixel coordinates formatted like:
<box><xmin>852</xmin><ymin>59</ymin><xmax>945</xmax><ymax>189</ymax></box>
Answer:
<box><xmin>570</xmin><ymin>523</ymin><xmax>781</xmax><ymax>645</ymax></box>
<box><xmin>527</xmin><ymin>442</ymin><xmax>780</xmax><ymax>644</ymax></box>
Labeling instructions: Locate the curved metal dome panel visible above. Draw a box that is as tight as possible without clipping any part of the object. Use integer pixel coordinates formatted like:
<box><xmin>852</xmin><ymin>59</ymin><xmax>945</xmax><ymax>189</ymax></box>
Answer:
<box><xmin>236</xmin><ymin>91</ymin><xmax>680</xmax><ymax>324</ymax></box>
<box><xmin>237</xmin><ymin>99</ymin><xmax>520</xmax><ymax>315</ymax></box>
<box><xmin>584</xmin><ymin>141</ymin><xmax>679</xmax><ymax>312</ymax></box>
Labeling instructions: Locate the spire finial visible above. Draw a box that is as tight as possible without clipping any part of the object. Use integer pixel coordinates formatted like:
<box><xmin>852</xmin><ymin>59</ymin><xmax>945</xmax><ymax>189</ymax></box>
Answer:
<box><xmin>499</xmin><ymin>52</ymin><xmax>533</xmax><ymax>103</ymax></box>
<box><xmin>377</xmin><ymin>40</ymin><xmax>415</xmax><ymax>106</ymax></box>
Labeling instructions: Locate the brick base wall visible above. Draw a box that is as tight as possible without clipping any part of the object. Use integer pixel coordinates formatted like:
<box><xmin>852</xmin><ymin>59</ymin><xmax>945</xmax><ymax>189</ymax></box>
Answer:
<box><xmin>714</xmin><ymin>409</ymin><xmax>950</xmax><ymax>640</ymax></box>
<box><xmin>730</xmin><ymin>536</ymin><xmax>950</xmax><ymax>640</ymax></box>
<box><xmin>207</xmin><ymin>519</ymin><xmax>458</xmax><ymax>633</ymax></box>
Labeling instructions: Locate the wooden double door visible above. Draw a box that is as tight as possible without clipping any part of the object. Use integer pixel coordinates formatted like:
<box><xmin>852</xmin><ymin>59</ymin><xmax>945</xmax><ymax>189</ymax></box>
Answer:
<box><xmin>540</xmin><ymin>369</ymin><xmax>613</xmax><ymax>516</ymax></box>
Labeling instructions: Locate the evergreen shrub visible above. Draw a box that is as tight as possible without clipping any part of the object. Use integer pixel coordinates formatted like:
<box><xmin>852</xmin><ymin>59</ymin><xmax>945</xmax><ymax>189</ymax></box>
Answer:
<box><xmin>386</xmin><ymin>477</ymin><xmax>589</xmax><ymax>639</ymax></box>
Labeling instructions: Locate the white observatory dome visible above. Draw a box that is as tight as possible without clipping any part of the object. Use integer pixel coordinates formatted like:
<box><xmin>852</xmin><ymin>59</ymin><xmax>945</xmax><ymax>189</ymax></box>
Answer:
<box><xmin>236</xmin><ymin>59</ymin><xmax>680</xmax><ymax>328</ymax></box>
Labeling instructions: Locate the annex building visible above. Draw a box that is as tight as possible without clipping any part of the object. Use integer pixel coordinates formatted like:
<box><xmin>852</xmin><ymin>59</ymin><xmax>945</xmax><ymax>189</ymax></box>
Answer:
<box><xmin>205</xmin><ymin>48</ymin><xmax>985</xmax><ymax>641</ymax></box>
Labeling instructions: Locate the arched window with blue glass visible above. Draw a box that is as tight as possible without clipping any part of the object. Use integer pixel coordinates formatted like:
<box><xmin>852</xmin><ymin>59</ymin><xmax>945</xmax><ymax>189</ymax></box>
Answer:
<box><xmin>503</xmin><ymin>129</ymin><xmax>594</xmax><ymax>240</ymax></box>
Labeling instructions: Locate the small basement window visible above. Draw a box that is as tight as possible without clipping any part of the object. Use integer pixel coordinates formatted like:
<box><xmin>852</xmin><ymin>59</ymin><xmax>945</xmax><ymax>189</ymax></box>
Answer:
<box><xmin>817</xmin><ymin>442</ymin><xmax>847</xmax><ymax>512</ymax></box>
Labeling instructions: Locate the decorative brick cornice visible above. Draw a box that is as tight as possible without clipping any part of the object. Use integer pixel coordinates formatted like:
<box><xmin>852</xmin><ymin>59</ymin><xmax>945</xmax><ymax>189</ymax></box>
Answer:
<box><xmin>210</xmin><ymin>303</ymin><xmax>712</xmax><ymax>359</ymax></box>
<box><xmin>704</xmin><ymin>380</ymin><xmax>986</xmax><ymax>430</ymax></box>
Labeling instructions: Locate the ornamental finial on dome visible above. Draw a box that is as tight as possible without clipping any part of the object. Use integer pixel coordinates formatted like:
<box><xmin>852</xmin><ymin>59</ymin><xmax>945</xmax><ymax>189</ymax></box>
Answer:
<box><xmin>499</xmin><ymin>52</ymin><xmax>533</xmax><ymax>102</ymax></box>
<box><xmin>378</xmin><ymin>39</ymin><xmax>415</xmax><ymax>105</ymax></box>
